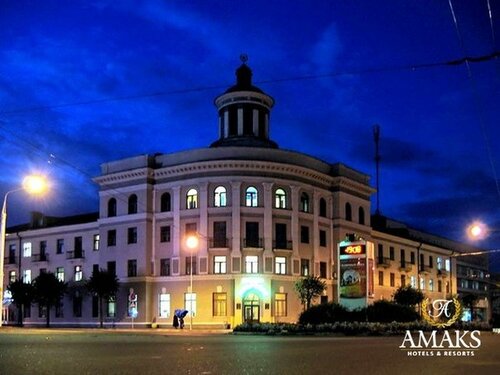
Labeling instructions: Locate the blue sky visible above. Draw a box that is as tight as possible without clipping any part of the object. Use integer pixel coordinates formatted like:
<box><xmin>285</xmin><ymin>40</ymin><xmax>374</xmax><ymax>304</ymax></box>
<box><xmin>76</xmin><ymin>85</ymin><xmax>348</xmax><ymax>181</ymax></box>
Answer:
<box><xmin>1</xmin><ymin>1</ymin><xmax>499</xmax><ymax>267</ymax></box>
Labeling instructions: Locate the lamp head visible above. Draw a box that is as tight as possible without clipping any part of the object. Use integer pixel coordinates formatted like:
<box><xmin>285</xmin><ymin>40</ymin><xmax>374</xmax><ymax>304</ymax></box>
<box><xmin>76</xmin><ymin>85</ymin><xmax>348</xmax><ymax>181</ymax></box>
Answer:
<box><xmin>22</xmin><ymin>175</ymin><xmax>48</xmax><ymax>195</ymax></box>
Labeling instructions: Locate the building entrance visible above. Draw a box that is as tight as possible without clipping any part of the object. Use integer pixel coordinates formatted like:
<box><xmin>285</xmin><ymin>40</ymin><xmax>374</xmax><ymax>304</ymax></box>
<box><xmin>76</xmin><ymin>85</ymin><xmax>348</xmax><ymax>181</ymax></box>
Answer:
<box><xmin>243</xmin><ymin>293</ymin><xmax>260</xmax><ymax>323</ymax></box>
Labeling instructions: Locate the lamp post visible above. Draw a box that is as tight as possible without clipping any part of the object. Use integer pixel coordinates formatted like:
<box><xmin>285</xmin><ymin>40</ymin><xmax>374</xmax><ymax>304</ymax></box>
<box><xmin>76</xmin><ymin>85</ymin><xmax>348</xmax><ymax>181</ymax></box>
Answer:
<box><xmin>0</xmin><ymin>175</ymin><xmax>48</xmax><ymax>327</ymax></box>
<box><xmin>185</xmin><ymin>234</ymin><xmax>198</xmax><ymax>331</ymax></box>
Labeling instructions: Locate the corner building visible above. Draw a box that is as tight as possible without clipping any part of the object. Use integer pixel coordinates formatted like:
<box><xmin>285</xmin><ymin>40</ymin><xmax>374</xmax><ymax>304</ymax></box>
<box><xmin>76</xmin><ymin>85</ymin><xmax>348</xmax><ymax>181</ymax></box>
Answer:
<box><xmin>3</xmin><ymin>62</ymin><xmax>488</xmax><ymax>327</ymax></box>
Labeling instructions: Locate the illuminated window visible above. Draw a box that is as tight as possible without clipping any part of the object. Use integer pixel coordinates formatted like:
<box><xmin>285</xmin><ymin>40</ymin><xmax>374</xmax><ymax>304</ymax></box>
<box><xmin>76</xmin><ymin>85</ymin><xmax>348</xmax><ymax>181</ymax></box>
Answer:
<box><xmin>429</xmin><ymin>279</ymin><xmax>434</xmax><ymax>291</ymax></box>
<box><xmin>23</xmin><ymin>269</ymin><xmax>31</xmax><ymax>284</ymax></box>
<box><xmin>275</xmin><ymin>188</ymin><xmax>287</xmax><ymax>209</ymax></box>
<box><xmin>214</xmin><ymin>256</ymin><xmax>227</xmax><ymax>274</ymax></box>
<box><xmin>214</xmin><ymin>186</ymin><xmax>227</xmax><ymax>207</ymax></box>
<box><xmin>23</xmin><ymin>242</ymin><xmax>32</xmax><ymax>258</ymax></box>
<box><xmin>213</xmin><ymin>293</ymin><xmax>227</xmax><ymax>316</ymax></box>
<box><xmin>159</xmin><ymin>293</ymin><xmax>170</xmax><ymax>318</ymax></box>
<box><xmin>275</xmin><ymin>293</ymin><xmax>287</xmax><ymax>317</ymax></box>
<box><xmin>93</xmin><ymin>234</ymin><xmax>100</xmax><ymax>251</ymax></box>
<box><xmin>107</xmin><ymin>198</ymin><xmax>117</xmax><ymax>217</ymax></box>
<box><xmin>107</xmin><ymin>296</ymin><xmax>116</xmax><ymax>317</ymax></box>
<box><xmin>9</xmin><ymin>270</ymin><xmax>16</xmax><ymax>283</ymax></box>
<box><xmin>319</xmin><ymin>198</ymin><xmax>327</xmax><ymax>217</ymax></box>
<box><xmin>301</xmin><ymin>259</ymin><xmax>309</xmax><ymax>276</ymax></box>
<box><xmin>160</xmin><ymin>226</ymin><xmax>171</xmax><ymax>242</ymax></box>
<box><xmin>445</xmin><ymin>259</ymin><xmax>451</xmax><ymax>271</ymax></box>
<box><xmin>410</xmin><ymin>276</ymin><xmax>417</xmax><ymax>288</ymax></box>
<box><xmin>186</xmin><ymin>189</ymin><xmax>198</xmax><ymax>209</ymax></box>
<box><xmin>345</xmin><ymin>202</ymin><xmax>352</xmax><ymax>221</ymax></box>
<box><xmin>420</xmin><ymin>277</ymin><xmax>425</xmax><ymax>290</ymax></box>
<box><xmin>74</xmin><ymin>265</ymin><xmax>83</xmax><ymax>282</ymax></box>
<box><xmin>245</xmin><ymin>186</ymin><xmax>258</xmax><ymax>207</ymax></box>
<box><xmin>128</xmin><ymin>194</ymin><xmax>138</xmax><ymax>214</ymax></box>
<box><xmin>437</xmin><ymin>257</ymin><xmax>443</xmax><ymax>270</ymax></box>
<box><xmin>185</xmin><ymin>293</ymin><xmax>197</xmax><ymax>317</ymax></box>
<box><xmin>160</xmin><ymin>192</ymin><xmax>171</xmax><ymax>212</ymax></box>
<box><xmin>245</xmin><ymin>256</ymin><xmax>258</xmax><ymax>274</ymax></box>
<box><xmin>275</xmin><ymin>256</ymin><xmax>286</xmax><ymax>275</ymax></box>
<box><xmin>300</xmin><ymin>192</ymin><xmax>310</xmax><ymax>212</ymax></box>
<box><xmin>56</xmin><ymin>267</ymin><xmax>64</xmax><ymax>282</ymax></box>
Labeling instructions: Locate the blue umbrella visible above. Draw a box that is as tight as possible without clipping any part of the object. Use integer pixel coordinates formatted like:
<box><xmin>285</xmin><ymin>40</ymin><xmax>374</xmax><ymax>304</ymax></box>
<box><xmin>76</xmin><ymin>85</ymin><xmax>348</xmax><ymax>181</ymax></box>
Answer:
<box><xmin>174</xmin><ymin>309</ymin><xmax>188</xmax><ymax>318</ymax></box>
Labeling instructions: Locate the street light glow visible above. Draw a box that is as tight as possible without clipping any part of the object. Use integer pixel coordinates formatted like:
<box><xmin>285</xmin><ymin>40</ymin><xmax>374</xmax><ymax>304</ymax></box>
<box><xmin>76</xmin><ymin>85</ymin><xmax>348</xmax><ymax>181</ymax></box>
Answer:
<box><xmin>467</xmin><ymin>221</ymin><xmax>488</xmax><ymax>240</ymax></box>
<box><xmin>22</xmin><ymin>174</ymin><xmax>48</xmax><ymax>195</ymax></box>
<box><xmin>186</xmin><ymin>235</ymin><xmax>199</xmax><ymax>249</ymax></box>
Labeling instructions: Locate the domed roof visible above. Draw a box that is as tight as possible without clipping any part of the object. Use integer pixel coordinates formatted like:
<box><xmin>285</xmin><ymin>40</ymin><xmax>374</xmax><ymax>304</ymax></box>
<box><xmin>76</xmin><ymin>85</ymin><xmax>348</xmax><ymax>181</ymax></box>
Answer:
<box><xmin>224</xmin><ymin>63</ymin><xmax>264</xmax><ymax>94</ymax></box>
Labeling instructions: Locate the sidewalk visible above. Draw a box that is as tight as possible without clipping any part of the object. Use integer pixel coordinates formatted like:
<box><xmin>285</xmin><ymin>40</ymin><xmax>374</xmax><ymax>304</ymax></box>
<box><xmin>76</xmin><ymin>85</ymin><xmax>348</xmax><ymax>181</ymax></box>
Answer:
<box><xmin>0</xmin><ymin>326</ymin><xmax>234</xmax><ymax>335</ymax></box>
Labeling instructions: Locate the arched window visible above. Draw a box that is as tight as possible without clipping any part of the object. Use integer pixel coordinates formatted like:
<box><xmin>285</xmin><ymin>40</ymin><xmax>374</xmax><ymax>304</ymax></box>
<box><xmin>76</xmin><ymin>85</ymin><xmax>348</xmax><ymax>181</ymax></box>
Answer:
<box><xmin>345</xmin><ymin>202</ymin><xmax>352</xmax><ymax>221</ymax></box>
<box><xmin>359</xmin><ymin>207</ymin><xmax>365</xmax><ymax>225</ymax></box>
<box><xmin>160</xmin><ymin>192</ymin><xmax>171</xmax><ymax>212</ymax></box>
<box><xmin>107</xmin><ymin>198</ymin><xmax>117</xmax><ymax>217</ymax></box>
<box><xmin>300</xmin><ymin>192</ymin><xmax>310</xmax><ymax>212</ymax></box>
<box><xmin>186</xmin><ymin>189</ymin><xmax>198</xmax><ymax>209</ymax></box>
<box><xmin>214</xmin><ymin>186</ymin><xmax>227</xmax><ymax>207</ymax></box>
<box><xmin>275</xmin><ymin>188</ymin><xmax>287</xmax><ymax>209</ymax></box>
<box><xmin>319</xmin><ymin>198</ymin><xmax>327</xmax><ymax>217</ymax></box>
<box><xmin>128</xmin><ymin>194</ymin><xmax>138</xmax><ymax>214</ymax></box>
<box><xmin>245</xmin><ymin>186</ymin><xmax>258</xmax><ymax>207</ymax></box>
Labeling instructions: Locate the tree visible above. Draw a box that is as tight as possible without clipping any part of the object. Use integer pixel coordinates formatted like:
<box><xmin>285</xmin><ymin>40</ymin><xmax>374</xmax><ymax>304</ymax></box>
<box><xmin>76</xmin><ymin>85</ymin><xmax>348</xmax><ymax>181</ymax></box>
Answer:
<box><xmin>294</xmin><ymin>275</ymin><xmax>326</xmax><ymax>310</ymax></box>
<box><xmin>7</xmin><ymin>279</ymin><xmax>35</xmax><ymax>326</ymax></box>
<box><xmin>33</xmin><ymin>272</ymin><xmax>67</xmax><ymax>328</ymax></box>
<box><xmin>392</xmin><ymin>285</ymin><xmax>424</xmax><ymax>307</ymax></box>
<box><xmin>461</xmin><ymin>293</ymin><xmax>479</xmax><ymax>321</ymax></box>
<box><xmin>86</xmin><ymin>269</ymin><xmax>119</xmax><ymax>328</ymax></box>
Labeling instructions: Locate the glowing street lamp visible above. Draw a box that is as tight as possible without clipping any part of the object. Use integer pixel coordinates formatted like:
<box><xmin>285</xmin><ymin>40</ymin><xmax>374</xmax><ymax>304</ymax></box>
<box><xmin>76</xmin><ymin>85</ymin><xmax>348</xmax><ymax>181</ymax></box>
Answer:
<box><xmin>0</xmin><ymin>174</ymin><xmax>48</xmax><ymax>327</ymax></box>
<box><xmin>186</xmin><ymin>234</ymin><xmax>199</xmax><ymax>330</ymax></box>
<box><xmin>467</xmin><ymin>221</ymin><xmax>489</xmax><ymax>241</ymax></box>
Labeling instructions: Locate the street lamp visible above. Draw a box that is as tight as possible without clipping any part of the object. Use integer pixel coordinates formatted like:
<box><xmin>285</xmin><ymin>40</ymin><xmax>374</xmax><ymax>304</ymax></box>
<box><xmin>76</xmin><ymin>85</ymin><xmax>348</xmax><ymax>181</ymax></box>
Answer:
<box><xmin>185</xmin><ymin>234</ymin><xmax>199</xmax><ymax>331</ymax></box>
<box><xmin>0</xmin><ymin>174</ymin><xmax>48</xmax><ymax>327</ymax></box>
<box><xmin>467</xmin><ymin>221</ymin><xmax>489</xmax><ymax>241</ymax></box>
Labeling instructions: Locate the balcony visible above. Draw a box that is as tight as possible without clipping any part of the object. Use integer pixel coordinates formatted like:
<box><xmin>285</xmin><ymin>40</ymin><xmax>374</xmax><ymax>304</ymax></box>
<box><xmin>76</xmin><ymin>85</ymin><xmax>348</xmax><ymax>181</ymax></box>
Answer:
<box><xmin>4</xmin><ymin>256</ymin><xmax>16</xmax><ymax>265</ymax></box>
<box><xmin>67</xmin><ymin>250</ymin><xmax>85</xmax><ymax>259</ymax></box>
<box><xmin>273</xmin><ymin>240</ymin><xmax>293</xmax><ymax>251</ymax></box>
<box><xmin>242</xmin><ymin>238</ymin><xmax>263</xmax><ymax>249</ymax></box>
<box><xmin>32</xmin><ymin>253</ymin><xmax>49</xmax><ymax>262</ymax></box>
<box><xmin>399</xmin><ymin>263</ymin><xmax>413</xmax><ymax>273</ymax></box>
<box><xmin>209</xmin><ymin>238</ymin><xmax>229</xmax><ymax>248</ymax></box>
<box><xmin>377</xmin><ymin>257</ymin><xmax>392</xmax><ymax>268</ymax></box>
<box><xmin>438</xmin><ymin>269</ymin><xmax>449</xmax><ymax>278</ymax></box>
<box><xmin>419</xmin><ymin>265</ymin><xmax>432</xmax><ymax>274</ymax></box>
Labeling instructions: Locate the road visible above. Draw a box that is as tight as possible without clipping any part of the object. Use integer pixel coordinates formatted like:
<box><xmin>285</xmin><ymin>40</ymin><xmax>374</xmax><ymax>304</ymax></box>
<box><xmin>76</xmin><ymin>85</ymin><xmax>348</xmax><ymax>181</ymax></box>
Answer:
<box><xmin>0</xmin><ymin>328</ymin><xmax>498</xmax><ymax>374</ymax></box>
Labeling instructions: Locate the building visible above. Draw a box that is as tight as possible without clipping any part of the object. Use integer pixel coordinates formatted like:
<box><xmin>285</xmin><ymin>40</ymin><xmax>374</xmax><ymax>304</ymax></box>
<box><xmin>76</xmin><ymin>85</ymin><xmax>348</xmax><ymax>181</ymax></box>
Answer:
<box><xmin>2</xmin><ymin>62</ymin><xmax>490</xmax><ymax>327</ymax></box>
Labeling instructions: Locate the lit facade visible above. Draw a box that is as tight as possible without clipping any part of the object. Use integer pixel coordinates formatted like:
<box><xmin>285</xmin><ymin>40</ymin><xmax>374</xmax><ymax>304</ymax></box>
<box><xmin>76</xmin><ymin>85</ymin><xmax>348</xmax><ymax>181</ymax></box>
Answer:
<box><xmin>2</xmin><ymin>63</ymin><xmax>490</xmax><ymax>327</ymax></box>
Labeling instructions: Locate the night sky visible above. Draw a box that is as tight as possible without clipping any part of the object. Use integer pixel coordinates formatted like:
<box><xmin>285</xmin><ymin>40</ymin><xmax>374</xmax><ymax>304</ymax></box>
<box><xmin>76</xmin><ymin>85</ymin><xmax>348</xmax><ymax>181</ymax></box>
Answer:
<box><xmin>1</xmin><ymin>1</ymin><xmax>499</xmax><ymax>269</ymax></box>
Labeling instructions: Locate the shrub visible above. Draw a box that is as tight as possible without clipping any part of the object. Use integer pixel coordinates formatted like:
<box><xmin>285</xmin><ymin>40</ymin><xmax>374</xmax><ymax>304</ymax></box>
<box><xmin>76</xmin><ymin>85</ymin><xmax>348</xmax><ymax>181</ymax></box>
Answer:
<box><xmin>366</xmin><ymin>300</ymin><xmax>420</xmax><ymax>323</ymax></box>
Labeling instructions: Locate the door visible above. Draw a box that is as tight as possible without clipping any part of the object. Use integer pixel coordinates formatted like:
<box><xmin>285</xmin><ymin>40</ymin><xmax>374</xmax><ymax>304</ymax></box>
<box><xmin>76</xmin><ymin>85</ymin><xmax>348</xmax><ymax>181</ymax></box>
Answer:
<box><xmin>243</xmin><ymin>293</ymin><xmax>260</xmax><ymax>323</ymax></box>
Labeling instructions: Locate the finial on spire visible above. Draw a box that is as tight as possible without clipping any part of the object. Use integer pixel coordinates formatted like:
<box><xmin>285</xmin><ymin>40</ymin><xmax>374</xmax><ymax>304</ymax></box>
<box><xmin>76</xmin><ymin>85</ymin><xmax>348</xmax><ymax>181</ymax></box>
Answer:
<box><xmin>240</xmin><ymin>53</ymin><xmax>248</xmax><ymax>64</ymax></box>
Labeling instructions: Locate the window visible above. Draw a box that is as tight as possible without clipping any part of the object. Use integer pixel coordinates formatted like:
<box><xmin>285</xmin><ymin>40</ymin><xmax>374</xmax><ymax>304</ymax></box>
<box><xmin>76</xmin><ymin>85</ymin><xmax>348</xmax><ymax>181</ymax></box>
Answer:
<box><xmin>275</xmin><ymin>293</ymin><xmax>287</xmax><ymax>317</ymax></box>
<box><xmin>92</xmin><ymin>296</ymin><xmax>98</xmax><ymax>318</ymax></box>
<box><xmin>213</xmin><ymin>293</ymin><xmax>227</xmax><ymax>316</ymax></box>
<box><xmin>186</xmin><ymin>257</ymin><xmax>197</xmax><ymax>275</ymax></box>
<box><xmin>9</xmin><ymin>270</ymin><xmax>16</xmax><ymax>283</ymax></box>
<box><xmin>107</xmin><ymin>261</ymin><xmax>116</xmax><ymax>276</ymax></box>
<box><xmin>107</xmin><ymin>198</ymin><xmax>117</xmax><ymax>217</ymax></box>
<box><xmin>128</xmin><ymin>227</ymin><xmax>137</xmax><ymax>244</ymax></box>
<box><xmin>185</xmin><ymin>222</ymin><xmax>197</xmax><ymax>235</ymax></box>
<box><xmin>160</xmin><ymin>226</ymin><xmax>171</xmax><ymax>243</ymax></box>
<box><xmin>359</xmin><ymin>207</ymin><xmax>365</xmax><ymax>225</ymax></box>
<box><xmin>93</xmin><ymin>264</ymin><xmax>99</xmax><ymax>275</ymax></box>
<box><xmin>160</xmin><ymin>192</ymin><xmax>171</xmax><ymax>212</ymax></box>
<box><xmin>23</xmin><ymin>269</ymin><xmax>32</xmax><ymax>283</ymax></box>
<box><xmin>438</xmin><ymin>280</ymin><xmax>442</xmax><ymax>293</ymax></box>
<box><xmin>429</xmin><ymin>255</ymin><xmax>433</xmax><ymax>268</ymax></box>
<box><xmin>245</xmin><ymin>256</ymin><xmax>258</xmax><ymax>273</ymax></box>
<box><xmin>300</xmin><ymin>193</ymin><xmax>310</xmax><ymax>212</ymax></box>
<box><xmin>213</xmin><ymin>221</ymin><xmax>227</xmax><ymax>247</ymax></box>
<box><xmin>345</xmin><ymin>203</ymin><xmax>352</xmax><ymax>221</ymax></box>
<box><xmin>275</xmin><ymin>256</ymin><xmax>286</xmax><ymax>275</ymax></box>
<box><xmin>40</xmin><ymin>241</ymin><xmax>47</xmax><ymax>256</ymax></box>
<box><xmin>301</xmin><ymin>259</ymin><xmax>310</xmax><ymax>276</ymax></box>
<box><xmin>74</xmin><ymin>266</ymin><xmax>83</xmax><ymax>282</ymax></box>
<box><xmin>446</xmin><ymin>281</ymin><xmax>450</xmax><ymax>294</ymax></box>
<box><xmin>400</xmin><ymin>249</ymin><xmax>406</xmax><ymax>267</ymax></box>
<box><xmin>377</xmin><ymin>244</ymin><xmax>384</xmax><ymax>261</ymax></box>
<box><xmin>319</xmin><ymin>262</ymin><xmax>327</xmax><ymax>278</ymax></box>
<box><xmin>275</xmin><ymin>223</ymin><xmax>288</xmax><ymax>249</ymax></box>
<box><xmin>23</xmin><ymin>242</ymin><xmax>32</xmax><ymax>257</ymax></box>
<box><xmin>300</xmin><ymin>226</ymin><xmax>310</xmax><ymax>244</ymax></box>
<box><xmin>410</xmin><ymin>251</ymin><xmax>415</xmax><ymax>264</ymax></box>
<box><xmin>8</xmin><ymin>244</ymin><xmax>16</xmax><ymax>263</ymax></box>
<box><xmin>411</xmin><ymin>276</ymin><xmax>417</xmax><ymax>288</ymax></box>
<box><xmin>73</xmin><ymin>292</ymin><xmax>82</xmax><ymax>317</ymax></box>
<box><xmin>56</xmin><ymin>267</ymin><xmax>64</xmax><ymax>282</ymax></box>
<box><xmin>160</xmin><ymin>258</ymin><xmax>170</xmax><ymax>276</ymax></box>
<box><xmin>245</xmin><ymin>186</ymin><xmax>258</xmax><ymax>207</ymax></box>
<box><xmin>107</xmin><ymin>229</ymin><xmax>116</xmax><ymax>246</ymax></box>
<box><xmin>245</xmin><ymin>222</ymin><xmax>260</xmax><ymax>247</ymax></box>
<box><xmin>159</xmin><ymin>293</ymin><xmax>170</xmax><ymax>318</ymax></box>
<box><xmin>319</xmin><ymin>230</ymin><xmax>327</xmax><ymax>247</ymax></box>
<box><xmin>91</xmin><ymin>234</ymin><xmax>99</xmax><ymax>251</ymax></box>
<box><xmin>378</xmin><ymin>271</ymin><xmax>384</xmax><ymax>286</ymax></box>
<box><xmin>390</xmin><ymin>273</ymin><xmax>395</xmax><ymax>287</ymax></box>
<box><xmin>57</xmin><ymin>239</ymin><xmax>64</xmax><ymax>254</ymax></box>
<box><xmin>275</xmin><ymin>188</ymin><xmax>287</xmax><ymax>209</ymax></box>
<box><xmin>445</xmin><ymin>259</ymin><xmax>451</xmax><ymax>271</ymax></box>
<box><xmin>214</xmin><ymin>256</ymin><xmax>227</xmax><ymax>274</ymax></box>
<box><xmin>185</xmin><ymin>293</ymin><xmax>196</xmax><ymax>317</ymax></box>
<box><xmin>107</xmin><ymin>296</ymin><xmax>116</xmax><ymax>317</ymax></box>
<box><xmin>128</xmin><ymin>259</ymin><xmax>137</xmax><ymax>277</ymax></box>
<box><xmin>186</xmin><ymin>188</ymin><xmax>198</xmax><ymax>209</ymax></box>
<box><xmin>401</xmin><ymin>274</ymin><xmax>406</xmax><ymax>287</ymax></box>
<box><xmin>437</xmin><ymin>257</ymin><xmax>443</xmax><ymax>270</ymax></box>
<box><xmin>389</xmin><ymin>247</ymin><xmax>395</xmax><ymax>260</ymax></box>
<box><xmin>420</xmin><ymin>277</ymin><xmax>425</xmax><ymax>290</ymax></box>
<box><xmin>214</xmin><ymin>186</ymin><xmax>227</xmax><ymax>207</ymax></box>
<box><xmin>429</xmin><ymin>279</ymin><xmax>434</xmax><ymax>292</ymax></box>
<box><xmin>128</xmin><ymin>194</ymin><xmax>138</xmax><ymax>214</ymax></box>
<box><xmin>319</xmin><ymin>198</ymin><xmax>327</xmax><ymax>217</ymax></box>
